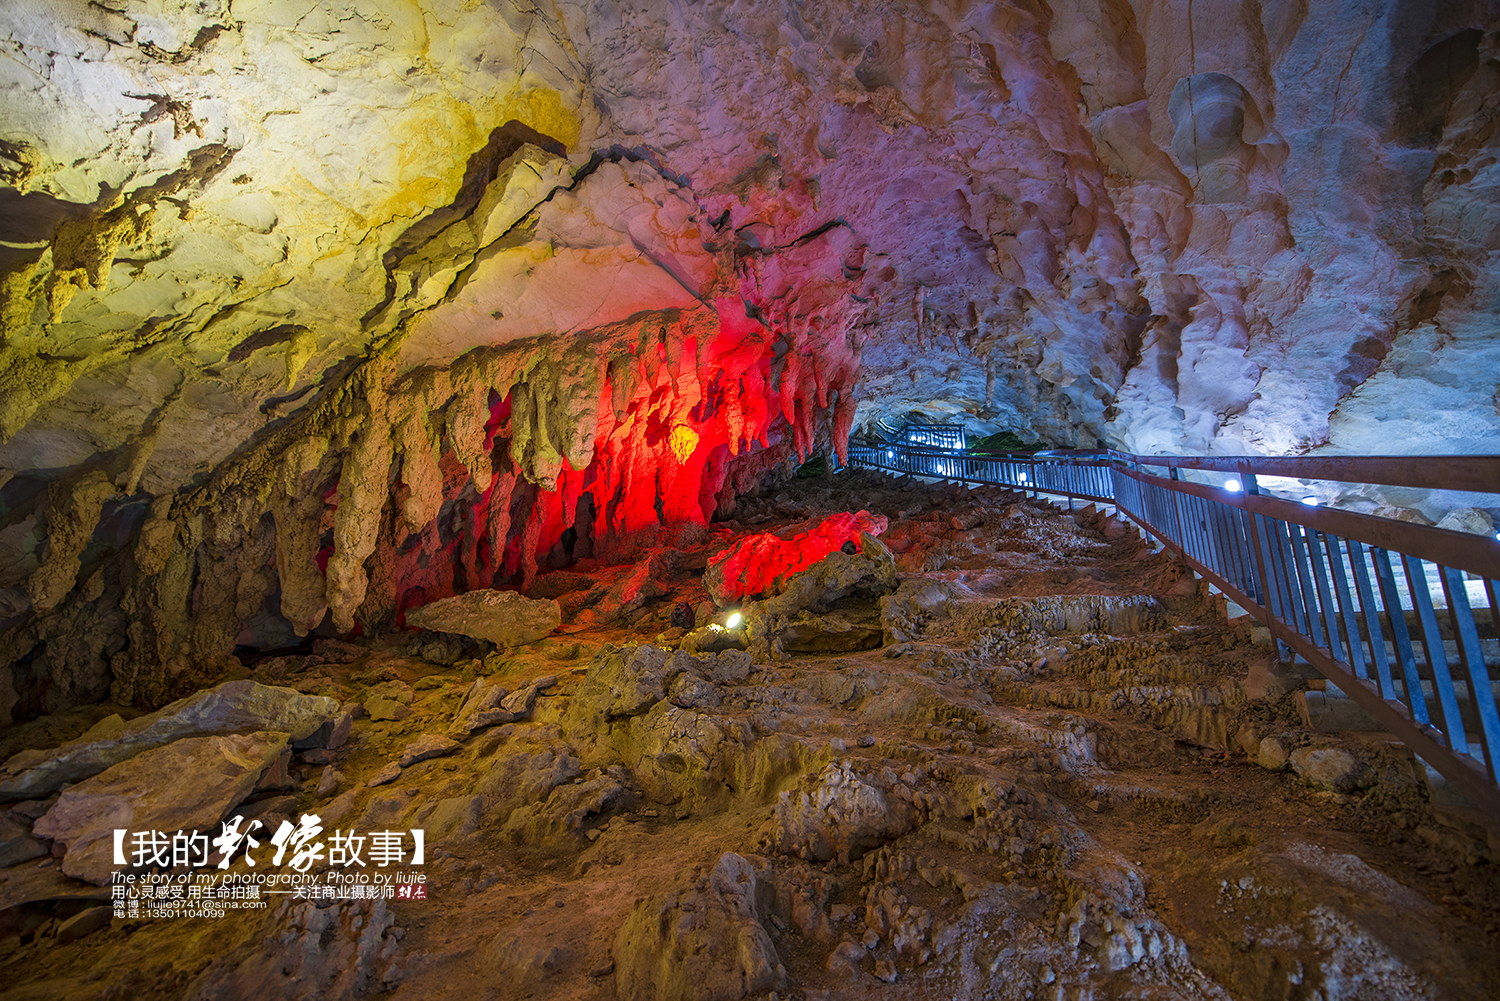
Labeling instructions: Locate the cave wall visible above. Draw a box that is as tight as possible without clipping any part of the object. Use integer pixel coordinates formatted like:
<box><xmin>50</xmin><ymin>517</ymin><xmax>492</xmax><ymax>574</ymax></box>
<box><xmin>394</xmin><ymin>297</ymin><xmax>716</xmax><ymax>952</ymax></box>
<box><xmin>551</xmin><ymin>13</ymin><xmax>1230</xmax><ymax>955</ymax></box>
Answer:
<box><xmin>1</xmin><ymin>1</ymin><xmax>1498</xmax><ymax>719</ymax></box>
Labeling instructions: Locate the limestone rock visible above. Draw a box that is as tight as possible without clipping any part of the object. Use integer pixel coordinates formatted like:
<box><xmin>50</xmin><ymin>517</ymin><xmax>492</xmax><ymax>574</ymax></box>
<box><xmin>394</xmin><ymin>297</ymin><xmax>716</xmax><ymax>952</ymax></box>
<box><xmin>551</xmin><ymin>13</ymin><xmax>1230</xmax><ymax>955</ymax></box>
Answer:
<box><xmin>399</xmin><ymin>734</ymin><xmax>461</xmax><ymax>767</ymax></box>
<box><xmin>0</xmin><ymin>813</ymin><xmax>48</xmax><ymax>868</ymax></box>
<box><xmin>743</xmin><ymin>533</ymin><xmax>898</xmax><ymax>660</ymax></box>
<box><xmin>56</xmin><ymin>905</ymin><xmax>112</xmax><ymax>943</ymax></box>
<box><xmin>705</xmin><ymin>651</ymin><xmax>753</xmax><ymax>685</ymax></box>
<box><xmin>484</xmin><ymin>928</ymin><xmax>563</xmax><ymax>980</ymax></box>
<box><xmin>405</xmin><ymin>590</ymin><xmax>561</xmax><ymax>648</ymax></box>
<box><xmin>669</xmin><ymin>673</ymin><xmax>721</xmax><ymax>710</ymax></box>
<box><xmin>705</xmin><ymin>511</ymin><xmax>889</xmax><ymax>603</ymax></box>
<box><xmin>316</xmin><ymin>766</ymin><xmax>343</xmax><ymax>798</ymax></box>
<box><xmin>753</xmin><ymin>534</ymin><xmax>897</xmax><ymax>619</ymax></box>
<box><xmin>499</xmin><ymin>675</ymin><xmax>558</xmax><ymax>720</ymax></box>
<box><xmin>422</xmin><ymin>795</ymin><xmax>482</xmax><ymax>842</ymax></box>
<box><xmin>503</xmin><ymin>773</ymin><xmax>625</xmax><ymax>843</ymax></box>
<box><xmin>627</xmin><ymin>702</ymin><xmax>734</xmax><ymax>806</ymax></box>
<box><xmin>451</xmin><ymin>678</ymin><xmax>513</xmax><ymax>737</ymax></box>
<box><xmin>364</xmin><ymin>699</ymin><xmax>412</xmax><ymax>723</ymax></box>
<box><xmin>0</xmin><ymin>681</ymin><xmax>338</xmax><ymax>799</ymax></box>
<box><xmin>26</xmin><ymin>471</ymin><xmax>116</xmax><ymax>614</ymax></box>
<box><xmin>1257</xmin><ymin>736</ymin><xmax>1290</xmax><ymax>772</ymax></box>
<box><xmin>368</xmin><ymin>763</ymin><xmax>402</xmax><ymax>788</ymax></box>
<box><xmin>32</xmin><ymin>731</ymin><xmax>289</xmax><ymax>884</ymax></box>
<box><xmin>614</xmin><ymin>852</ymin><xmax>784</xmax><ymax>1001</ymax></box>
<box><xmin>473</xmin><ymin>743</ymin><xmax>582</xmax><ymax>825</ymax></box>
<box><xmin>180</xmin><ymin>899</ymin><xmax>399</xmax><ymax>999</ymax></box>
<box><xmin>772</xmin><ymin>761</ymin><xmax>917</xmax><ymax>864</ymax></box>
<box><xmin>571</xmin><ymin>645</ymin><xmax>679</xmax><ymax>721</ymax></box>
<box><xmin>1435</xmin><ymin>507</ymin><xmax>1495</xmax><ymax>536</ymax></box>
<box><xmin>775</xmin><ymin>611</ymin><xmax>886</xmax><ymax>655</ymax></box>
<box><xmin>1289</xmin><ymin>746</ymin><xmax>1371</xmax><ymax>793</ymax></box>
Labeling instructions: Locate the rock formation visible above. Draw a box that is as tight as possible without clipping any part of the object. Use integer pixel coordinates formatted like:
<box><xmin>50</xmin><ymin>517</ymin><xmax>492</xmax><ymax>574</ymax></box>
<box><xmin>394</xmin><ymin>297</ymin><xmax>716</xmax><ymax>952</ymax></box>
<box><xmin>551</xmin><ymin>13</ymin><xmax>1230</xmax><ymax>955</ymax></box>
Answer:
<box><xmin>1</xmin><ymin>1</ymin><xmax>1497</xmax><ymax>715</ymax></box>
<box><xmin>0</xmin><ymin>2</ymin><xmax>1498</xmax><ymax>997</ymax></box>
<box><xmin>0</xmin><ymin>471</ymin><xmax>1493</xmax><ymax>1000</ymax></box>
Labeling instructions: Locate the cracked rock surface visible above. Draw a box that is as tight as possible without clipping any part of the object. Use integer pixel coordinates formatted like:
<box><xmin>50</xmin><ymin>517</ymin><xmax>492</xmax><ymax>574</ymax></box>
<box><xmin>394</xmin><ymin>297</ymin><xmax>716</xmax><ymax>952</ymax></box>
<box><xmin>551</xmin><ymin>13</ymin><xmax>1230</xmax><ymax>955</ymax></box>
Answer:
<box><xmin>1</xmin><ymin>473</ymin><xmax>1496</xmax><ymax>1000</ymax></box>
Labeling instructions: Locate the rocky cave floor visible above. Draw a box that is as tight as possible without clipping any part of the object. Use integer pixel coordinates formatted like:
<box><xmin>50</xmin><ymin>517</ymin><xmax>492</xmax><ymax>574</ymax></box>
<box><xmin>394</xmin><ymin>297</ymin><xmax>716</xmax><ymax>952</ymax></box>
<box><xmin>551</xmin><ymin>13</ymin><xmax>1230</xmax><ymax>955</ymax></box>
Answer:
<box><xmin>2</xmin><ymin>471</ymin><xmax>1499</xmax><ymax>1001</ymax></box>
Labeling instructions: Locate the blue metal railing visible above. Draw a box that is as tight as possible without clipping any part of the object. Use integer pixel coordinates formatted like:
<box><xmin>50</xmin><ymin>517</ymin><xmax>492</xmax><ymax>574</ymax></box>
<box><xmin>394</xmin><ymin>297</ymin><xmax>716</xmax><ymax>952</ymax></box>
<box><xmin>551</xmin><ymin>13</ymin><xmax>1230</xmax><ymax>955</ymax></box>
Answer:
<box><xmin>849</xmin><ymin>441</ymin><xmax>1500</xmax><ymax>817</ymax></box>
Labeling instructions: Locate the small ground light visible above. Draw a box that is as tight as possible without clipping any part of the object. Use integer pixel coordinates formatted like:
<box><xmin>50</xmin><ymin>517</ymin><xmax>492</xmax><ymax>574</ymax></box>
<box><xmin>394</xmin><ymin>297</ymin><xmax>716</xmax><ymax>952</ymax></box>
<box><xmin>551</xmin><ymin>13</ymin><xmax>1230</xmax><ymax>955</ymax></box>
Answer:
<box><xmin>1224</xmin><ymin>478</ymin><xmax>1241</xmax><ymax>492</ymax></box>
<box><xmin>1017</xmin><ymin>472</ymin><xmax>1028</xmax><ymax>483</ymax></box>
<box><xmin>1301</xmin><ymin>496</ymin><xmax>1319</xmax><ymax>506</ymax></box>
<box><xmin>726</xmin><ymin>611</ymin><xmax>743</xmax><ymax>629</ymax></box>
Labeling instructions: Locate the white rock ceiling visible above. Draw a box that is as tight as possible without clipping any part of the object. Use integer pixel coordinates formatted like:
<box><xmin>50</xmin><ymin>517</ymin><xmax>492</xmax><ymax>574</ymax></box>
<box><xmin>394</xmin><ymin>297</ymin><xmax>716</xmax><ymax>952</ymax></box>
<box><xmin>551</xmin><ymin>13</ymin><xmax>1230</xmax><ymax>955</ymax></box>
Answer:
<box><xmin>2</xmin><ymin>0</ymin><xmax>1497</xmax><ymax>486</ymax></box>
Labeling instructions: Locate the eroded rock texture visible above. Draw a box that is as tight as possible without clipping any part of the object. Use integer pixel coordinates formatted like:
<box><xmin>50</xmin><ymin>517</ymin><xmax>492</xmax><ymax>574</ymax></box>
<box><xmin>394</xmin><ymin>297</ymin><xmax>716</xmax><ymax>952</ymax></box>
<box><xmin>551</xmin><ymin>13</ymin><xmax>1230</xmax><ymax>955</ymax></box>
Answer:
<box><xmin>1</xmin><ymin>474</ymin><xmax>1496</xmax><ymax>1000</ymax></box>
<box><xmin>0</xmin><ymin>5</ymin><xmax>1498</xmax><ymax>715</ymax></box>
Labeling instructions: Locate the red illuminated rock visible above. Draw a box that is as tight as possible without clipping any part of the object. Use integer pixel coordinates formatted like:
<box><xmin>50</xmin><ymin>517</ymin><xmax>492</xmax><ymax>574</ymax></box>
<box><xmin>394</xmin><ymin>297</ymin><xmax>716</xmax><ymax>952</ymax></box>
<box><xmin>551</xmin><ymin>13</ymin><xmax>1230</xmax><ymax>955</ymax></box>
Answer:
<box><xmin>703</xmin><ymin>511</ymin><xmax>889</xmax><ymax>604</ymax></box>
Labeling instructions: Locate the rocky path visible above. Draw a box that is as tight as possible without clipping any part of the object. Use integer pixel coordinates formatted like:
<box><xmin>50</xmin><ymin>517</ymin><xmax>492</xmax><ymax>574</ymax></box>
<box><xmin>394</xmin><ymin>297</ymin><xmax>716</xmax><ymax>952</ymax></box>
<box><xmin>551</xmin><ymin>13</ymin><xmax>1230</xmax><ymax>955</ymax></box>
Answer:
<box><xmin>2</xmin><ymin>472</ymin><xmax>1497</xmax><ymax>1001</ymax></box>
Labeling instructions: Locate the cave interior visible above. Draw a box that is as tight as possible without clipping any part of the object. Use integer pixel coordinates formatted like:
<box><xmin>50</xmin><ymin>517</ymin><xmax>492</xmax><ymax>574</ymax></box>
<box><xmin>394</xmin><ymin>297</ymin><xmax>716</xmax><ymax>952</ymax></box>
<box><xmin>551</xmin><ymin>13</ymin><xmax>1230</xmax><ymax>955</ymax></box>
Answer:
<box><xmin>1</xmin><ymin>2</ymin><xmax>1499</xmax><ymax>999</ymax></box>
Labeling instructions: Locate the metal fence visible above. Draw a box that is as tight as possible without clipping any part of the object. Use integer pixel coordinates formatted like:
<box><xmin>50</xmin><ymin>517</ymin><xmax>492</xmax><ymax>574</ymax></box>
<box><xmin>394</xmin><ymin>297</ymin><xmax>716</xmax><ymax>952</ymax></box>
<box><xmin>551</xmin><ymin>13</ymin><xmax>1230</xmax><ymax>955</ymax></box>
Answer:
<box><xmin>849</xmin><ymin>442</ymin><xmax>1500</xmax><ymax>818</ymax></box>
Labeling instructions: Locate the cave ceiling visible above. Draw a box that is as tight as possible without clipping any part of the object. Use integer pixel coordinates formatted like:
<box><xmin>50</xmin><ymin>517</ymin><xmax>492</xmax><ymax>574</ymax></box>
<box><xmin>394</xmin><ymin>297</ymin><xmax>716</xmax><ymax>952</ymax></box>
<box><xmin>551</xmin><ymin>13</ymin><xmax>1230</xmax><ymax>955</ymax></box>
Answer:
<box><xmin>1</xmin><ymin>0</ymin><xmax>1495</xmax><ymax>485</ymax></box>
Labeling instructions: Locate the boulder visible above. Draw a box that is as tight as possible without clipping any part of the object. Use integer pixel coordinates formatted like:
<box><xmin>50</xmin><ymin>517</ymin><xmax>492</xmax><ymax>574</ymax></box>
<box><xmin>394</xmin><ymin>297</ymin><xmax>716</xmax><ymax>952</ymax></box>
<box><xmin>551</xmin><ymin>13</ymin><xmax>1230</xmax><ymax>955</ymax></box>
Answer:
<box><xmin>571</xmin><ymin>645</ymin><xmax>678</xmax><ymax>721</ymax></box>
<box><xmin>32</xmin><ymin>731</ymin><xmax>290</xmax><ymax>884</ymax></box>
<box><xmin>405</xmin><ymin>589</ymin><xmax>561</xmax><ymax>647</ymax></box>
<box><xmin>1289</xmin><ymin>746</ymin><xmax>1370</xmax><ymax>792</ymax></box>
<box><xmin>0</xmin><ymin>813</ymin><xmax>48</xmax><ymax>868</ymax></box>
<box><xmin>450</xmin><ymin>678</ymin><xmax>513</xmax><ymax>737</ymax></box>
<box><xmin>614</xmin><ymin>852</ymin><xmax>784</xmax><ymax>1001</ymax></box>
<box><xmin>0</xmin><ymin>681</ymin><xmax>338</xmax><ymax>800</ymax></box>
<box><xmin>1256</xmin><ymin>736</ymin><xmax>1289</xmax><ymax>771</ymax></box>
<box><xmin>743</xmin><ymin>533</ymin><xmax>898</xmax><ymax>659</ymax></box>
<box><xmin>399</xmin><ymin>734</ymin><xmax>461</xmax><ymax>767</ymax></box>
<box><xmin>500</xmin><ymin>676</ymin><xmax>558</xmax><ymax>719</ymax></box>
<box><xmin>752</xmin><ymin>533</ymin><xmax>897</xmax><ymax>619</ymax></box>
<box><xmin>771</xmin><ymin>760</ymin><xmax>917</xmax><ymax>863</ymax></box>
<box><xmin>56</xmin><ymin>905</ymin><xmax>113</xmax><ymax>942</ymax></box>
<box><xmin>705</xmin><ymin>511</ymin><xmax>889</xmax><ymax>603</ymax></box>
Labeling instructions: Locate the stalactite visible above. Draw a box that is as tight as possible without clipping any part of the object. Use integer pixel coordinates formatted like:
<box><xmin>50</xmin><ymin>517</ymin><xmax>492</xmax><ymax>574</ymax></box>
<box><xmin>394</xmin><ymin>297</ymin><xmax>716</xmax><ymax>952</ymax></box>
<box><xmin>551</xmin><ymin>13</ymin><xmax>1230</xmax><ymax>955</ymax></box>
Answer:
<box><xmin>326</xmin><ymin>377</ymin><xmax>394</xmax><ymax>634</ymax></box>
<box><xmin>396</xmin><ymin>410</ymin><xmax>443</xmax><ymax>535</ymax></box>
<box><xmin>271</xmin><ymin>439</ymin><xmax>332</xmax><ymax>635</ymax></box>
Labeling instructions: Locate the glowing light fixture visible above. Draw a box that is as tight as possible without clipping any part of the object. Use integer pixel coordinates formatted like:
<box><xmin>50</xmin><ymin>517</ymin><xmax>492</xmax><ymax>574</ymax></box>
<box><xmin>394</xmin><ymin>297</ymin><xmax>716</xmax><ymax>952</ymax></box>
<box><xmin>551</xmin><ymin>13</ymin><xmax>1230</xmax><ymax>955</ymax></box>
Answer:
<box><xmin>1017</xmin><ymin>471</ymin><xmax>1028</xmax><ymax>483</ymax></box>
<box><xmin>1301</xmin><ymin>496</ymin><xmax>1319</xmax><ymax>507</ymax></box>
<box><xmin>726</xmin><ymin>611</ymin><xmax>743</xmax><ymax>629</ymax></box>
<box><xmin>1224</xmin><ymin>478</ymin><xmax>1242</xmax><ymax>493</ymax></box>
<box><xmin>669</xmin><ymin>425</ymin><xmax>700</xmax><ymax>462</ymax></box>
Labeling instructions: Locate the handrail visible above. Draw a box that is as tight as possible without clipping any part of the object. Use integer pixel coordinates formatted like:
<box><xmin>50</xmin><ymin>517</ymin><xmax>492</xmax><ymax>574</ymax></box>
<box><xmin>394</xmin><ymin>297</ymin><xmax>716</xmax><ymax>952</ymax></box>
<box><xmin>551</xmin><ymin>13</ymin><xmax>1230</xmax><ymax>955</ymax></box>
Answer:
<box><xmin>848</xmin><ymin>441</ymin><xmax>1500</xmax><ymax>819</ymax></box>
<box><xmin>1108</xmin><ymin>450</ymin><xmax>1500</xmax><ymax>493</ymax></box>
